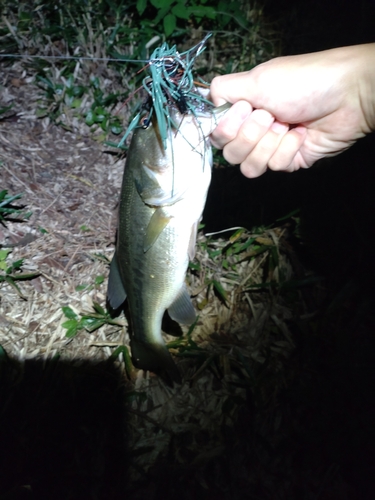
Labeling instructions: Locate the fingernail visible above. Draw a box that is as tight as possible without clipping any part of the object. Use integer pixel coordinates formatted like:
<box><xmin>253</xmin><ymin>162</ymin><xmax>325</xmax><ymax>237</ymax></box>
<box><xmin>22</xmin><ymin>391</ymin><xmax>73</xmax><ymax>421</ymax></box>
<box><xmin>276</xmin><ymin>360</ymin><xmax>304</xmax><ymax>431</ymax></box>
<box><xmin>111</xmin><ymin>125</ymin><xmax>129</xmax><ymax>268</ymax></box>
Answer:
<box><xmin>293</xmin><ymin>125</ymin><xmax>307</xmax><ymax>136</ymax></box>
<box><xmin>271</xmin><ymin>121</ymin><xmax>289</xmax><ymax>134</ymax></box>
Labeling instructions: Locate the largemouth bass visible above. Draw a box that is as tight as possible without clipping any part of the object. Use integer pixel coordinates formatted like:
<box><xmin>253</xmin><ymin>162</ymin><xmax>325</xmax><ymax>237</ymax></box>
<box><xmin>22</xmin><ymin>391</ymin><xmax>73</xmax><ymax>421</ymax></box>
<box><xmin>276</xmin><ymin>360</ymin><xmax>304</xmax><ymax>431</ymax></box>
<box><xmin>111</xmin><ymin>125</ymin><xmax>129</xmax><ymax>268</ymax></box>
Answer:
<box><xmin>107</xmin><ymin>103</ymin><xmax>230</xmax><ymax>382</ymax></box>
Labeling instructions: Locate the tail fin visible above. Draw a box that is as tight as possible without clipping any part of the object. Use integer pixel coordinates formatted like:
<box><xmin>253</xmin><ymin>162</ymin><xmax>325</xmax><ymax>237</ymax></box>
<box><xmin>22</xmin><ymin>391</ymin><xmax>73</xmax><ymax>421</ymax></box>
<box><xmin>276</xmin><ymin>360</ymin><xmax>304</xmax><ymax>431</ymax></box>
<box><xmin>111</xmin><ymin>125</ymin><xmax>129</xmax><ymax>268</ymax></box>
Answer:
<box><xmin>130</xmin><ymin>339</ymin><xmax>181</xmax><ymax>384</ymax></box>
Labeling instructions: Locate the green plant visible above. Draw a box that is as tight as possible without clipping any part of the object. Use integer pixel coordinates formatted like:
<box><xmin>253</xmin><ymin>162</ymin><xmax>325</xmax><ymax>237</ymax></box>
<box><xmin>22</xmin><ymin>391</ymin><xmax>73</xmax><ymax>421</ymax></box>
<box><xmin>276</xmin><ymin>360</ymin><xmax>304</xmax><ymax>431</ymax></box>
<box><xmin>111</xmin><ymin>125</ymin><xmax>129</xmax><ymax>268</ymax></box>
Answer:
<box><xmin>0</xmin><ymin>190</ymin><xmax>32</xmax><ymax>225</ymax></box>
<box><xmin>0</xmin><ymin>248</ymin><xmax>39</xmax><ymax>298</ymax></box>
<box><xmin>61</xmin><ymin>302</ymin><xmax>124</xmax><ymax>338</ymax></box>
<box><xmin>75</xmin><ymin>274</ymin><xmax>105</xmax><ymax>292</ymax></box>
<box><xmin>191</xmin><ymin>227</ymin><xmax>275</xmax><ymax>307</ymax></box>
<box><xmin>137</xmin><ymin>0</ymin><xmax>216</xmax><ymax>37</ymax></box>
<box><xmin>36</xmin><ymin>72</ymin><xmax>125</xmax><ymax>136</ymax></box>
<box><xmin>61</xmin><ymin>302</ymin><xmax>133</xmax><ymax>377</ymax></box>
<box><xmin>109</xmin><ymin>345</ymin><xmax>134</xmax><ymax>379</ymax></box>
<box><xmin>2</xmin><ymin>0</ymin><xmax>279</xmax><ymax>146</ymax></box>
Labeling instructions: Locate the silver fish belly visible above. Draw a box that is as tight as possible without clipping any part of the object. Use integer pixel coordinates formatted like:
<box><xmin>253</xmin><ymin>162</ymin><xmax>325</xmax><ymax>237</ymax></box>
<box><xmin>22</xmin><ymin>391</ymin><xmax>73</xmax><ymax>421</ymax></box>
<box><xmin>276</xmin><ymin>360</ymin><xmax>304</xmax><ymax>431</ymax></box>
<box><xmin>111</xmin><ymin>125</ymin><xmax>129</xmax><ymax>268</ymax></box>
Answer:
<box><xmin>107</xmin><ymin>104</ymin><xmax>230</xmax><ymax>382</ymax></box>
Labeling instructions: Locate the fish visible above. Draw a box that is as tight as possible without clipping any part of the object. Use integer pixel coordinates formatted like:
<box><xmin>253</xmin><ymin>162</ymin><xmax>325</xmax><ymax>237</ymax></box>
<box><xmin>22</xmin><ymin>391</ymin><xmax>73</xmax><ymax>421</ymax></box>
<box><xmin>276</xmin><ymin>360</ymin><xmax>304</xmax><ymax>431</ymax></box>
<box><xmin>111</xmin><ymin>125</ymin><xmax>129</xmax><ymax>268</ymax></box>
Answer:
<box><xmin>107</xmin><ymin>102</ymin><xmax>230</xmax><ymax>382</ymax></box>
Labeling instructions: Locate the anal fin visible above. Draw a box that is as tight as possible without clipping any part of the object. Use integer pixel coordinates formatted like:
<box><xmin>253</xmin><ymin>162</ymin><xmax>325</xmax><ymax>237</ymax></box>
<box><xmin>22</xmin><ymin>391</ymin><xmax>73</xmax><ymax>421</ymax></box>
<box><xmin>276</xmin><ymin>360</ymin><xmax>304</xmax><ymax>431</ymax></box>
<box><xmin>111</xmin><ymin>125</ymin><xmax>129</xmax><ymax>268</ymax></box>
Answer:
<box><xmin>107</xmin><ymin>252</ymin><xmax>127</xmax><ymax>310</ymax></box>
<box><xmin>168</xmin><ymin>284</ymin><xmax>196</xmax><ymax>325</ymax></box>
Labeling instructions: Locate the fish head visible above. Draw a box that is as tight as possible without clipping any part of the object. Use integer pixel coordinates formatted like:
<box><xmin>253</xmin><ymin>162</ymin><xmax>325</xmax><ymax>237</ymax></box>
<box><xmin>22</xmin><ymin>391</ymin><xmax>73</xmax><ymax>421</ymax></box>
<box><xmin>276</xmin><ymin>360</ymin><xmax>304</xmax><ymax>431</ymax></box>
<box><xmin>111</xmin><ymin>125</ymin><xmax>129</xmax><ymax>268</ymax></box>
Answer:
<box><xmin>130</xmin><ymin>106</ymin><xmax>215</xmax><ymax>208</ymax></box>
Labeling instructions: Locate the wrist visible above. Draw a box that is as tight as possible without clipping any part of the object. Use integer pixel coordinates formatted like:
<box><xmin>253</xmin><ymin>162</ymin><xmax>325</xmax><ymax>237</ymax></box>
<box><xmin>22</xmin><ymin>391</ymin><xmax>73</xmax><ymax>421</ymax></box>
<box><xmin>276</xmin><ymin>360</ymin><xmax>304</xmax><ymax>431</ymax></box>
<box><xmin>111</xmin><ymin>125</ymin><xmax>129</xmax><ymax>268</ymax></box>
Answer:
<box><xmin>354</xmin><ymin>44</ymin><xmax>375</xmax><ymax>133</ymax></box>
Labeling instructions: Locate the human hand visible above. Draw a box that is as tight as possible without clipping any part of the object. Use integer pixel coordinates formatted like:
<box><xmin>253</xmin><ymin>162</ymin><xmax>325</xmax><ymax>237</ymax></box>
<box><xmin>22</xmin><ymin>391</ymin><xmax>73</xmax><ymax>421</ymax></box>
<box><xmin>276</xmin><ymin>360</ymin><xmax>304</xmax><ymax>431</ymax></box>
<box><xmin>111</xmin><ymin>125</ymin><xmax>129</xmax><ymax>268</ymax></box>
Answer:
<box><xmin>210</xmin><ymin>44</ymin><xmax>375</xmax><ymax>177</ymax></box>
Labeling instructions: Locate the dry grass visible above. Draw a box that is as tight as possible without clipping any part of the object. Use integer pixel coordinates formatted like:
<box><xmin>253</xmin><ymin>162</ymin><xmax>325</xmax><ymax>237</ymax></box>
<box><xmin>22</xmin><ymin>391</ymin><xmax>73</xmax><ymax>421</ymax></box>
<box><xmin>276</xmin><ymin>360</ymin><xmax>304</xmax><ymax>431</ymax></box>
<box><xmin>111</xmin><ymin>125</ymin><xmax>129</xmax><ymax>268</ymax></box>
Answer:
<box><xmin>0</xmin><ymin>54</ymin><xmax>304</xmax><ymax>497</ymax></box>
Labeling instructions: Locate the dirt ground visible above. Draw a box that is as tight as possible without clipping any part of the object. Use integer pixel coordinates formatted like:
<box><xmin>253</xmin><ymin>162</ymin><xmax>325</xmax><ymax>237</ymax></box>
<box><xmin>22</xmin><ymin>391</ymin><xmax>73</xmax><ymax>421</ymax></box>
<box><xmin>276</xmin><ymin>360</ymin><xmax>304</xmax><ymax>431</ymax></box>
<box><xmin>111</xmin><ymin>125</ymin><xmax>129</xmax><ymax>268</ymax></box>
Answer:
<box><xmin>0</xmin><ymin>58</ymin><xmax>298</xmax><ymax>498</ymax></box>
<box><xmin>0</xmin><ymin>60</ymin><xmax>124</xmax><ymax>362</ymax></box>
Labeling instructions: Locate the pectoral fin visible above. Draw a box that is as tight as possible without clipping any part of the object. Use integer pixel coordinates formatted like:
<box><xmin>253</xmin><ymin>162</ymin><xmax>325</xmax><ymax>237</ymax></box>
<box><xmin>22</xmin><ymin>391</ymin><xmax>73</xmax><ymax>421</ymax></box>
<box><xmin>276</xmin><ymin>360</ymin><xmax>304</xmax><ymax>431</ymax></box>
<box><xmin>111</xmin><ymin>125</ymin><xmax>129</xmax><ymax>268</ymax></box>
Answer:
<box><xmin>135</xmin><ymin>165</ymin><xmax>185</xmax><ymax>206</ymax></box>
<box><xmin>144</xmin><ymin>208</ymin><xmax>172</xmax><ymax>252</ymax></box>
<box><xmin>107</xmin><ymin>252</ymin><xmax>127</xmax><ymax>310</ymax></box>
<box><xmin>168</xmin><ymin>284</ymin><xmax>196</xmax><ymax>325</ymax></box>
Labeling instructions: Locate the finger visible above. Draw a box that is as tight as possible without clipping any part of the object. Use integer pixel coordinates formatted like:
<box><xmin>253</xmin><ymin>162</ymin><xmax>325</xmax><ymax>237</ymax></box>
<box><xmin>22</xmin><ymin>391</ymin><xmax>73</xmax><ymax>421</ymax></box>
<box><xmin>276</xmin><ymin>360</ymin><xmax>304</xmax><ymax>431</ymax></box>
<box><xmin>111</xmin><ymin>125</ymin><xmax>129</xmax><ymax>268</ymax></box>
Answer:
<box><xmin>239</xmin><ymin>121</ymin><xmax>289</xmax><ymax>178</ymax></box>
<box><xmin>222</xmin><ymin>109</ymin><xmax>275</xmax><ymax>165</ymax></box>
<box><xmin>210</xmin><ymin>101</ymin><xmax>252</xmax><ymax>149</ymax></box>
<box><xmin>268</xmin><ymin>127</ymin><xmax>307</xmax><ymax>171</ymax></box>
<box><xmin>210</xmin><ymin>72</ymin><xmax>255</xmax><ymax>107</ymax></box>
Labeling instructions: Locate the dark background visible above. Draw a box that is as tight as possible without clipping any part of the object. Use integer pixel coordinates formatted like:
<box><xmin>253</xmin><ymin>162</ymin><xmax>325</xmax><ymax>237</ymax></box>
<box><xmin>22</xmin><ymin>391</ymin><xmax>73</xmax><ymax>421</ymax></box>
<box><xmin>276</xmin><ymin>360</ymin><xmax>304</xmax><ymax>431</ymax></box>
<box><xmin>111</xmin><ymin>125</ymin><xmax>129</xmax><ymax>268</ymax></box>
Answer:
<box><xmin>204</xmin><ymin>0</ymin><xmax>375</xmax><ymax>294</ymax></box>
<box><xmin>203</xmin><ymin>1</ymin><xmax>375</xmax><ymax>498</ymax></box>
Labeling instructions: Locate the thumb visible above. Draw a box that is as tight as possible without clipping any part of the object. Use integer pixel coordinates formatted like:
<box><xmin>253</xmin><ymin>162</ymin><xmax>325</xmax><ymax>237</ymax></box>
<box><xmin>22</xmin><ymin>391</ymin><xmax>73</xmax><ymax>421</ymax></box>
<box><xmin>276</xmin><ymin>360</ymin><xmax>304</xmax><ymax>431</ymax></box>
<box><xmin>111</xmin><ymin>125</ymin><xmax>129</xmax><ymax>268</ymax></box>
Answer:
<box><xmin>210</xmin><ymin>71</ymin><xmax>258</xmax><ymax>107</ymax></box>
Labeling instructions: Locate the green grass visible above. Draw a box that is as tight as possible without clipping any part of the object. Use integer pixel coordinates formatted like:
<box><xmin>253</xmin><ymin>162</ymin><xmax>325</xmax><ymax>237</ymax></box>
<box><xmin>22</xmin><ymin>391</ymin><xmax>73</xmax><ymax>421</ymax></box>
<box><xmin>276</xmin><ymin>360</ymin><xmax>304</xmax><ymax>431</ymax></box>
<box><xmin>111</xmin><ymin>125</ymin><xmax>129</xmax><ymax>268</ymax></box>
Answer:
<box><xmin>0</xmin><ymin>248</ymin><xmax>39</xmax><ymax>298</ymax></box>
<box><xmin>0</xmin><ymin>189</ymin><xmax>32</xmax><ymax>225</ymax></box>
<box><xmin>61</xmin><ymin>302</ymin><xmax>124</xmax><ymax>338</ymax></box>
<box><xmin>1</xmin><ymin>0</ymin><xmax>279</xmax><ymax>141</ymax></box>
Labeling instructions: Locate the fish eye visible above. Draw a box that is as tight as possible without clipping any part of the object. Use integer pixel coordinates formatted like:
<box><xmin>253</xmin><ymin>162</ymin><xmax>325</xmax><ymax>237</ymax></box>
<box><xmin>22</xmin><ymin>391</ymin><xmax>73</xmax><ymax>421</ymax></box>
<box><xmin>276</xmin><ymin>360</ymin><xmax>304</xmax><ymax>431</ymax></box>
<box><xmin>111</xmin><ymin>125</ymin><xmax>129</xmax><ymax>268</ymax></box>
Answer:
<box><xmin>141</xmin><ymin>117</ymin><xmax>151</xmax><ymax>128</ymax></box>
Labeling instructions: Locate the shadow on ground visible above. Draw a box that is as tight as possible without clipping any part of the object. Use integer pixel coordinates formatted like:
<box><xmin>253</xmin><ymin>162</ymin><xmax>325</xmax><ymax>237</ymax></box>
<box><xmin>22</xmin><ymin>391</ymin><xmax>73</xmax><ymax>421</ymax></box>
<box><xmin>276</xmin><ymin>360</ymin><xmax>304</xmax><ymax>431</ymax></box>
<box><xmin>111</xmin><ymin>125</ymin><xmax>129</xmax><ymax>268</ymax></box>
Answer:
<box><xmin>0</xmin><ymin>358</ymin><xmax>128</xmax><ymax>500</ymax></box>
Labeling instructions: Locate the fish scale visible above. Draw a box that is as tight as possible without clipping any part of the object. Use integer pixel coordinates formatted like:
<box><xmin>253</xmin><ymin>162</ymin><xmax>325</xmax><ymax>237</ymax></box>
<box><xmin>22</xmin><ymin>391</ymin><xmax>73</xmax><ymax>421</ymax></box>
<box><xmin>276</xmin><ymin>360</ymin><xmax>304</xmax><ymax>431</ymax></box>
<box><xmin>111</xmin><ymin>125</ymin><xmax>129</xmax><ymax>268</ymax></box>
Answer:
<box><xmin>107</xmin><ymin>103</ymin><xmax>230</xmax><ymax>382</ymax></box>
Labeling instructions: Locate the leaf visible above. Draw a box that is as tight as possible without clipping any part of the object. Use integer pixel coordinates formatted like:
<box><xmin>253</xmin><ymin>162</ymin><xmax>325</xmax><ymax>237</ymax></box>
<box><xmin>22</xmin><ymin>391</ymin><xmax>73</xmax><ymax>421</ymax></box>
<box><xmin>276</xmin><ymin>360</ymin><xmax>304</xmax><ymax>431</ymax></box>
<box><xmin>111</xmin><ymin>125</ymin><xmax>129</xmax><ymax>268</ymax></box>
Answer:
<box><xmin>65</xmin><ymin>325</ymin><xmax>80</xmax><ymax>338</ymax></box>
<box><xmin>154</xmin><ymin>6</ymin><xmax>171</xmax><ymax>27</ymax></box>
<box><xmin>0</xmin><ymin>192</ymin><xmax>23</xmax><ymax>207</ymax></box>
<box><xmin>4</xmin><ymin>276</ymin><xmax>25</xmax><ymax>298</ymax></box>
<box><xmin>75</xmin><ymin>284</ymin><xmax>89</xmax><ymax>291</ymax></box>
<box><xmin>0</xmin><ymin>104</ymin><xmax>13</xmax><ymax>116</ymax></box>
<box><xmin>212</xmin><ymin>279</ymin><xmax>228</xmax><ymax>304</ymax></box>
<box><xmin>37</xmin><ymin>75</ymin><xmax>54</xmax><ymax>90</ymax></box>
<box><xmin>229</xmin><ymin>228</ymin><xmax>246</xmax><ymax>243</ymax></box>
<box><xmin>81</xmin><ymin>317</ymin><xmax>105</xmax><ymax>332</ymax></box>
<box><xmin>136</xmin><ymin>0</ymin><xmax>147</xmax><ymax>15</ymax></box>
<box><xmin>255</xmin><ymin>236</ymin><xmax>273</xmax><ymax>246</ymax></box>
<box><xmin>100</xmin><ymin>118</ymin><xmax>109</xmax><ymax>131</ymax></box>
<box><xmin>166</xmin><ymin>338</ymin><xmax>185</xmax><ymax>349</ymax></box>
<box><xmin>172</xmin><ymin>3</ymin><xmax>190</xmax><ymax>19</ymax></box>
<box><xmin>163</xmin><ymin>13</ymin><xmax>176</xmax><ymax>36</ymax></box>
<box><xmin>197</xmin><ymin>298</ymin><xmax>208</xmax><ymax>310</ymax></box>
<box><xmin>72</xmin><ymin>85</ymin><xmax>85</xmax><ymax>97</ymax></box>
<box><xmin>151</xmin><ymin>0</ymin><xmax>173</xmax><ymax>8</ymax></box>
<box><xmin>92</xmin><ymin>253</ymin><xmax>110</xmax><ymax>264</ymax></box>
<box><xmin>93</xmin><ymin>300</ymin><xmax>106</xmax><ymax>314</ymax></box>
<box><xmin>0</xmin><ymin>249</ymin><xmax>11</xmax><ymax>261</ymax></box>
<box><xmin>9</xmin><ymin>272</ymin><xmax>39</xmax><ymax>281</ymax></box>
<box><xmin>111</xmin><ymin>124</ymin><xmax>122</xmax><ymax>135</ymax></box>
<box><xmin>7</xmin><ymin>259</ymin><xmax>24</xmax><ymax>273</ymax></box>
<box><xmin>85</xmin><ymin>110</ymin><xmax>96</xmax><ymax>126</ymax></box>
<box><xmin>90</xmin><ymin>76</ymin><xmax>100</xmax><ymax>89</ymax></box>
<box><xmin>188</xmin><ymin>262</ymin><xmax>200</xmax><ymax>271</ymax></box>
<box><xmin>71</xmin><ymin>99</ymin><xmax>82</xmax><ymax>108</ymax></box>
<box><xmin>62</xmin><ymin>306</ymin><xmax>78</xmax><ymax>320</ymax></box>
<box><xmin>190</xmin><ymin>5</ymin><xmax>216</xmax><ymax>20</ymax></box>
<box><xmin>62</xmin><ymin>319</ymin><xmax>78</xmax><ymax>330</ymax></box>
<box><xmin>110</xmin><ymin>345</ymin><xmax>133</xmax><ymax>379</ymax></box>
<box><xmin>94</xmin><ymin>107</ymin><xmax>106</xmax><ymax>122</ymax></box>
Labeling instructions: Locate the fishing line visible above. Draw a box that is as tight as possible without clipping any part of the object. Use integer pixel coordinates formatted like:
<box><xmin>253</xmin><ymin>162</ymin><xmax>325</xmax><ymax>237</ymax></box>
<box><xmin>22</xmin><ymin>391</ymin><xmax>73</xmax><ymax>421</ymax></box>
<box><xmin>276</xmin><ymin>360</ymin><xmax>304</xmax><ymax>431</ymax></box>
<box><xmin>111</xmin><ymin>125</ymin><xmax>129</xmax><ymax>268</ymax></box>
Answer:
<box><xmin>0</xmin><ymin>53</ymin><xmax>150</xmax><ymax>63</ymax></box>
<box><xmin>2</xmin><ymin>35</ymin><xmax>216</xmax><ymax>154</ymax></box>
<box><xmin>0</xmin><ymin>37</ymin><xmax>213</xmax><ymax>65</ymax></box>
